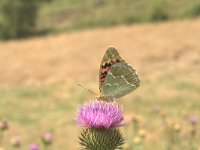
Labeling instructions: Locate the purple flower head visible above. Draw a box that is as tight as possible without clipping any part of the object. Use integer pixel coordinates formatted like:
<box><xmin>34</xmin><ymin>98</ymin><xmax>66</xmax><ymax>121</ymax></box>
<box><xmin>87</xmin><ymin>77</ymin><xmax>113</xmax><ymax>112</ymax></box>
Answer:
<box><xmin>154</xmin><ymin>105</ymin><xmax>161</xmax><ymax>113</ymax></box>
<box><xmin>0</xmin><ymin>119</ymin><xmax>9</xmax><ymax>131</ymax></box>
<box><xmin>29</xmin><ymin>144</ymin><xmax>39</xmax><ymax>150</ymax></box>
<box><xmin>189</xmin><ymin>116</ymin><xmax>198</xmax><ymax>125</ymax></box>
<box><xmin>76</xmin><ymin>100</ymin><xmax>124</xmax><ymax>129</ymax></box>
<box><xmin>42</xmin><ymin>132</ymin><xmax>53</xmax><ymax>144</ymax></box>
<box><xmin>10</xmin><ymin>136</ymin><xmax>21</xmax><ymax>147</ymax></box>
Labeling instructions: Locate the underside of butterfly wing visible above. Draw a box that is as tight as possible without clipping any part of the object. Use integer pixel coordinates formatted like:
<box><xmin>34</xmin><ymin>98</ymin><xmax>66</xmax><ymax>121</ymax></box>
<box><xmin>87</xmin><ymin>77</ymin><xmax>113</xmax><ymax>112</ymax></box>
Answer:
<box><xmin>100</xmin><ymin>62</ymin><xmax>140</xmax><ymax>98</ymax></box>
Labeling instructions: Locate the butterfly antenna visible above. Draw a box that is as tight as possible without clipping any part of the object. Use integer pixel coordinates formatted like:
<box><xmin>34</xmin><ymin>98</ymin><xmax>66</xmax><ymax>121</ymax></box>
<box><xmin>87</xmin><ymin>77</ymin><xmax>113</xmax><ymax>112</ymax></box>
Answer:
<box><xmin>77</xmin><ymin>84</ymin><xmax>97</xmax><ymax>96</ymax></box>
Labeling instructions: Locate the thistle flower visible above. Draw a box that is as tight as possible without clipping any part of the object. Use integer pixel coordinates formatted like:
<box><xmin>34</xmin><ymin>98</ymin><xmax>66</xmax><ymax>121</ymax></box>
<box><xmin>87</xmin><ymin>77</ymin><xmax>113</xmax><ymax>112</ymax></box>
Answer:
<box><xmin>10</xmin><ymin>136</ymin><xmax>21</xmax><ymax>147</ymax></box>
<box><xmin>139</xmin><ymin>129</ymin><xmax>147</xmax><ymax>139</ymax></box>
<box><xmin>77</xmin><ymin>100</ymin><xmax>125</xmax><ymax>150</ymax></box>
<box><xmin>189</xmin><ymin>116</ymin><xmax>198</xmax><ymax>125</ymax></box>
<box><xmin>0</xmin><ymin>120</ymin><xmax>9</xmax><ymax>131</ymax></box>
<box><xmin>29</xmin><ymin>144</ymin><xmax>40</xmax><ymax>150</ymax></box>
<box><xmin>133</xmin><ymin>136</ymin><xmax>141</xmax><ymax>144</ymax></box>
<box><xmin>124</xmin><ymin>115</ymin><xmax>134</xmax><ymax>124</ymax></box>
<box><xmin>154</xmin><ymin>105</ymin><xmax>161</xmax><ymax>113</ymax></box>
<box><xmin>42</xmin><ymin>132</ymin><xmax>53</xmax><ymax>145</ymax></box>
<box><xmin>173</xmin><ymin>123</ymin><xmax>181</xmax><ymax>132</ymax></box>
<box><xmin>76</xmin><ymin>100</ymin><xmax>124</xmax><ymax>129</ymax></box>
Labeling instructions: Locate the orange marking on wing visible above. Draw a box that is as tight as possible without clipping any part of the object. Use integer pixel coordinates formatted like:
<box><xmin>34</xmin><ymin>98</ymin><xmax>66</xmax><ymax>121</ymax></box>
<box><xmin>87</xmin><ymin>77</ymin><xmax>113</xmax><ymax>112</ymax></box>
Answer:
<box><xmin>102</xmin><ymin>67</ymin><xmax>109</xmax><ymax>73</ymax></box>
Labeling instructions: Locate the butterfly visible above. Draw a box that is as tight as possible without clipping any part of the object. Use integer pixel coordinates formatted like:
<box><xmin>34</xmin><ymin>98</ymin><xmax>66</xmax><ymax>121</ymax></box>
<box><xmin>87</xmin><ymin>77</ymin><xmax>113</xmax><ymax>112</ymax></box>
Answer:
<box><xmin>98</xmin><ymin>47</ymin><xmax>140</xmax><ymax>101</ymax></box>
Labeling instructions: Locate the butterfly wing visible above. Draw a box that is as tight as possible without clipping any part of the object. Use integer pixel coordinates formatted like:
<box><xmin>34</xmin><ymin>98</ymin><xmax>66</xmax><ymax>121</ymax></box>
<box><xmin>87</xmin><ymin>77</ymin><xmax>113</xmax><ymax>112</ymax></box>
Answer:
<box><xmin>100</xmin><ymin>62</ymin><xmax>140</xmax><ymax>98</ymax></box>
<box><xmin>99</xmin><ymin>47</ymin><xmax>125</xmax><ymax>86</ymax></box>
<box><xmin>99</xmin><ymin>47</ymin><xmax>140</xmax><ymax>99</ymax></box>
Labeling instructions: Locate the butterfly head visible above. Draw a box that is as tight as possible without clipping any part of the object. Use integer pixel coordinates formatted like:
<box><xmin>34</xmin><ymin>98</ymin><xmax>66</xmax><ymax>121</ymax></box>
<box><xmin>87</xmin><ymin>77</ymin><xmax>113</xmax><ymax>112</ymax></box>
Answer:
<box><xmin>96</xmin><ymin>92</ymin><xmax>115</xmax><ymax>102</ymax></box>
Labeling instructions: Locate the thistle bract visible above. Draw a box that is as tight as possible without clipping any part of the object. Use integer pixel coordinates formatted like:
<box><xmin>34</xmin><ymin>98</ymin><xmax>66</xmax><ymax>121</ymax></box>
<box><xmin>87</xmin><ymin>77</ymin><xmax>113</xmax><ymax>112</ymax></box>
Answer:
<box><xmin>76</xmin><ymin>100</ymin><xmax>124</xmax><ymax>129</ymax></box>
<box><xmin>79</xmin><ymin>128</ymin><xmax>124</xmax><ymax>150</ymax></box>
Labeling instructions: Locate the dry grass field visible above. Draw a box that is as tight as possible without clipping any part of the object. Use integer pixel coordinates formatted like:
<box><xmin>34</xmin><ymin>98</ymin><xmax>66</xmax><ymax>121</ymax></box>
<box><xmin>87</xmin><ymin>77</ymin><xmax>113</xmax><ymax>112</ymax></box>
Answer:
<box><xmin>0</xmin><ymin>19</ymin><xmax>200</xmax><ymax>149</ymax></box>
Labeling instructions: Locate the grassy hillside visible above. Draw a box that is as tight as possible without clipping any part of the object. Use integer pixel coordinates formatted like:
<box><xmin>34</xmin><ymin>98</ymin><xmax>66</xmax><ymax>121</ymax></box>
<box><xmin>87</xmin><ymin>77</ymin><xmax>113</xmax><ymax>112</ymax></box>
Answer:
<box><xmin>37</xmin><ymin>0</ymin><xmax>200</xmax><ymax>33</ymax></box>
<box><xmin>1</xmin><ymin>0</ymin><xmax>200</xmax><ymax>39</ymax></box>
<box><xmin>0</xmin><ymin>19</ymin><xmax>200</xmax><ymax>149</ymax></box>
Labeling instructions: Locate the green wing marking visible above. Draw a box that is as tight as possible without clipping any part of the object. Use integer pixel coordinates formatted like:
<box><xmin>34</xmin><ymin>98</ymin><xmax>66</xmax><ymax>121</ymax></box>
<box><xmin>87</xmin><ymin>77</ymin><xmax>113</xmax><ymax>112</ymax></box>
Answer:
<box><xmin>100</xmin><ymin>62</ymin><xmax>140</xmax><ymax>98</ymax></box>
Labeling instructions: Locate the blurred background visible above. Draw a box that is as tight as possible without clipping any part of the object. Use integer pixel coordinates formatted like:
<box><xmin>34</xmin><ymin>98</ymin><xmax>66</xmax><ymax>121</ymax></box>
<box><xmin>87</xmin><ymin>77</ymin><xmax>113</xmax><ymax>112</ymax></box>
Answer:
<box><xmin>0</xmin><ymin>0</ymin><xmax>200</xmax><ymax>149</ymax></box>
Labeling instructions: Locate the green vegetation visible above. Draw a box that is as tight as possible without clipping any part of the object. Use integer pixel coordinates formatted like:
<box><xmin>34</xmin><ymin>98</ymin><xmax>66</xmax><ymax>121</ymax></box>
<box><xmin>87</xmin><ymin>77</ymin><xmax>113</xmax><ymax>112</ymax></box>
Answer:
<box><xmin>0</xmin><ymin>0</ymin><xmax>39</xmax><ymax>40</ymax></box>
<box><xmin>149</xmin><ymin>3</ymin><xmax>168</xmax><ymax>22</ymax></box>
<box><xmin>37</xmin><ymin>0</ymin><xmax>200</xmax><ymax>32</ymax></box>
<box><xmin>183</xmin><ymin>3</ymin><xmax>200</xmax><ymax>18</ymax></box>
<box><xmin>0</xmin><ymin>0</ymin><xmax>200</xmax><ymax>39</ymax></box>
